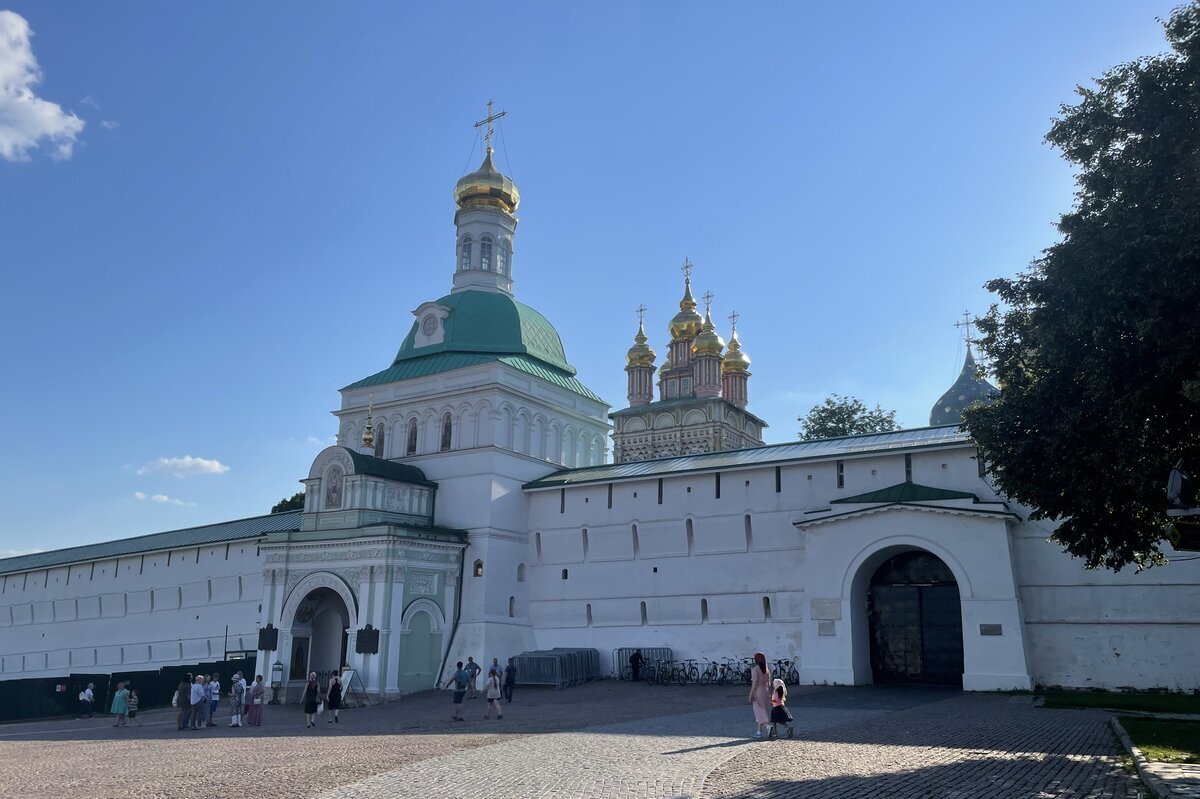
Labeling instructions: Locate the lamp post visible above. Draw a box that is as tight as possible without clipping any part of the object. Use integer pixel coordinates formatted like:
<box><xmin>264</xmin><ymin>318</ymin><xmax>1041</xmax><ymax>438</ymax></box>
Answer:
<box><xmin>270</xmin><ymin>661</ymin><xmax>284</xmax><ymax>704</ymax></box>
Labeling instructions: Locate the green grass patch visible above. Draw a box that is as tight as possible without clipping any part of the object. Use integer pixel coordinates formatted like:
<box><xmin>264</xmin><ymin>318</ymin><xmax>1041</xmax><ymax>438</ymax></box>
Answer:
<box><xmin>1041</xmin><ymin>690</ymin><xmax>1200</xmax><ymax>714</ymax></box>
<box><xmin>1120</xmin><ymin>717</ymin><xmax>1200</xmax><ymax>764</ymax></box>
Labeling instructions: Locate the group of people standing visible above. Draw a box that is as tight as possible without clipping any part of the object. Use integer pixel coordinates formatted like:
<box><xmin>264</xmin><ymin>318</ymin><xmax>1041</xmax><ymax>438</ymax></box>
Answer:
<box><xmin>174</xmin><ymin>672</ymin><xmax>267</xmax><ymax>730</ymax></box>
<box><xmin>440</xmin><ymin>656</ymin><xmax>517</xmax><ymax>721</ymax></box>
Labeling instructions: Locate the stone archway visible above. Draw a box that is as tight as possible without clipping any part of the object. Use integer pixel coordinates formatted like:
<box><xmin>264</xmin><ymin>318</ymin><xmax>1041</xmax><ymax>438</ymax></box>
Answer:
<box><xmin>279</xmin><ymin>572</ymin><xmax>358</xmax><ymax>685</ymax></box>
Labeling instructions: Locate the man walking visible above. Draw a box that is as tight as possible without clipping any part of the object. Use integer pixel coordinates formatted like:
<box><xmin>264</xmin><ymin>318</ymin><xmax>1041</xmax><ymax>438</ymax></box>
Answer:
<box><xmin>503</xmin><ymin>658</ymin><xmax>517</xmax><ymax>703</ymax></box>
<box><xmin>464</xmin><ymin>657</ymin><xmax>481</xmax><ymax>699</ymax></box>
<box><xmin>630</xmin><ymin>649</ymin><xmax>644</xmax><ymax>682</ymax></box>
<box><xmin>78</xmin><ymin>683</ymin><xmax>95</xmax><ymax>718</ymax></box>
<box><xmin>190</xmin><ymin>675</ymin><xmax>207</xmax><ymax>729</ymax></box>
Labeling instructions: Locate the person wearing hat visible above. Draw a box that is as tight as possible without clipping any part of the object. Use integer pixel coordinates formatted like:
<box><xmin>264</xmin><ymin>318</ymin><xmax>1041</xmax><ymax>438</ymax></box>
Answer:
<box><xmin>229</xmin><ymin>672</ymin><xmax>246</xmax><ymax>727</ymax></box>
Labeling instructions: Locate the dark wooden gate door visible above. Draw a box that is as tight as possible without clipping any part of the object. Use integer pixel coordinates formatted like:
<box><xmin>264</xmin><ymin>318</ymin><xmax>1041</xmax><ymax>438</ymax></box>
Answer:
<box><xmin>868</xmin><ymin>552</ymin><xmax>963</xmax><ymax>686</ymax></box>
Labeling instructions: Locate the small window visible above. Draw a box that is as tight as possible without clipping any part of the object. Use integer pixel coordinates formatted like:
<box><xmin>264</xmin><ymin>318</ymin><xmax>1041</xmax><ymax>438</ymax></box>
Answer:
<box><xmin>904</xmin><ymin>453</ymin><xmax>913</xmax><ymax>483</ymax></box>
<box><xmin>561</xmin><ymin>568</ymin><xmax>569</xmax><ymax>580</ymax></box>
<box><xmin>535</xmin><ymin>532</ymin><xmax>543</xmax><ymax>562</ymax></box>
<box><xmin>473</xmin><ymin>559</ymin><xmax>483</xmax><ymax>578</ymax></box>
<box><xmin>586</xmin><ymin>603</ymin><xmax>593</xmax><ymax>626</ymax></box>
<box><xmin>836</xmin><ymin>460</ymin><xmax>845</xmax><ymax>489</ymax></box>
<box><xmin>680</xmin><ymin>376</ymin><xmax>691</xmax><ymax>395</ymax></box>
<box><xmin>639</xmin><ymin>601</ymin><xmax>648</xmax><ymax>625</ymax></box>
<box><xmin>516</xmin><ymin>563</ymin><xmax>526</xmax><ymax>582</ymax></box>
<box><xmin>581</xmin><ymin>528</ymin><xmax>589</xmax><ymax>559</ymax></box>
<box><xmin>763</xmin><ymin>596</ymin><xmax>772</xmax><ymax>620</ymax></box>
<box><xmin>440</xmin><ymin>412</ymin><xmax>453</xmax><ymax>452</ymax></box>
<box><xmin>667</xmin><ymin>380</ymin><xmax>678</xmax><ymax>398</ymax></box>
<box><xmin>775</xmin><ymin>466</ymin><xmax>782</xmax><ymax>493</ymax></box>
<box><xmin>498</xmin><ymin>240</ymin><xmax>510</xmax><ymax>275</ymax></box>
<box><xmin>480</xmin><ymin>235</ymin><xmax>493</xmax><ymax>271</ymax></box>
<box><xmin>460</xmin><ymin>237</ymin><xmax>472</xmax><ymax>270</ymax></box>
<box><xmin>715</xmin><ymin>473</ymin><xmax>721</xmax><ymax>499</ymax></box>
<box><xmin>744</xmin><ymin>514</ymin><xmax>753</xmax><ymax>551</ymax></box>
<box><xmin>508</xmin><ymin>596</ymin><xmax>515</xmax><ymax>618</ymax></box>
<box><xmin>406</xmin><ymin>418</ymin><xmax>418</xmax><ymax>456</ymax></box>
<box><xmin>631</xmin><ymin>524</ymin><xmax>640</xmax><ymax>557</ymax></box>
<box><xmin>374</xmin><ymin>422</ymin><xmax>386</xmax><ymax>458</ymax></box>
<box><xmin>686</xmin><ymin>518</ymin><xmax>694</xmax><ymax>554</ymax></box>
<box><xmin>701</xmin><ymin>598</ymin><xmax>709</xmax><ymax>623</ymax></box>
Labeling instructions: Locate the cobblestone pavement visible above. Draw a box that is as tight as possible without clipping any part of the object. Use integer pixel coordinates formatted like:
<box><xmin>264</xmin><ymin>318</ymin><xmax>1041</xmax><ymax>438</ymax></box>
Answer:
<box><xmin>0</xmin><ymin>684</ymin><xmax>1149</xmax><ymax>799</ymax></box>
<box><xmin>1142</xmin><ymin>761</ymin><xmax>1200</xmax><ymax>797</ymax></box>
<box><xmin>703</xmin><ymin>689</ymin><xmax>1145</xmax><ymax>799</ymax></box>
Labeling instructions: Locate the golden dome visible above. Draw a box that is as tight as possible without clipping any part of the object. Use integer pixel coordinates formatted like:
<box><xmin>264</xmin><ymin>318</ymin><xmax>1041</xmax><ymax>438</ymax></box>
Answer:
<box><xmin>722</xmin><ymin>325</ymin><xmax>750</xmax><ymax>373</ymax></box>
<box><xmin>668</xmin><ymin>276</ymin><xmax>703</xmax><ymax>340</ymax></box>
<box><xmin>626</xmin><ymin>319</ymin><xmax>656</xmax><ymax>368</ymax></box>
<box><xmin>692</xmin><ymin>308</ymin><xmax>725</xmax><ymax>357</ymax></box>
<box><xmin>361</xmin><ymin>420</ymin><xmax>374</xmax><ymax>449</ymax></box>
<box><xmin>454</xmin><ymin>149</ymin><xmax>520</xmax><ymax>213</ymax></box>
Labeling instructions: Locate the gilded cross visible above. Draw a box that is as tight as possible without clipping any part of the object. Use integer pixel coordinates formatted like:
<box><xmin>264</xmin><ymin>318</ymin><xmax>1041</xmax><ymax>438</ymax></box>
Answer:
<box><xmin>954</xmin><ymin>310</ymin><xmax>973</xmax><ymax>345</ymax></box>
<box><xmin>701</xmin><ymin>290</ymin><xmax>715</xmax><ymax>314</ymax></box>
<box><xmin>636</xmin><ymin>304</ymin><xmax>647</xmax><ymax>322</ymax></box>
<box><xmin>681</xmin><ymin>257</ymin><xmax>693</xmax><ymax>281</ymax></box>
<box><xmin>728</xmin><ymin>309</ymin><xmax>740</xmax><ymax>329</ymax></box>
<box><xmin>474</xmin><ymin>99</ymin><xmax>507</xmax><ymax>154</ymax></box>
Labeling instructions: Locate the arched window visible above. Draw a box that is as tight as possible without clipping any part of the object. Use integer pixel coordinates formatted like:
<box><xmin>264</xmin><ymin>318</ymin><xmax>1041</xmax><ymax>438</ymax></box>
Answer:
<box><xmin>762</xmin><ymin>596</ymin><xmax>772</xmax><ymax>620</ymax></box>
<box><xmin>639</xmin><ymin>601</ymin><xmax>648</xmax><ymax>626</ymax></box>
<box><xmin>685</xmin><ymin>518</ymin><xmax>694</xmax><ymax>555</ymax></box>
<box><xmin>561</xmin><ymin>568</ymin><xmax>569</xmax><ymax>580</ymax></box>
<box><xmin>374</xmin><ymin>422</ymin><xmax>386</xmax><ymax>458</ymax></box>
<box><xmin>473</xmin><ymin>559</ymin><xmax>484</xmax><ymax>578</ymax></box>
<box><xmin>586</xmin><ymin>603</ymin><xmax>593</xmax><ymax>626</ymax></box>
<box><xmin>581</xmin><ymin>528</ymin><xmax>589</xmax><ymax>560</ymax></box>
<box><xmin>406</xmin><ymin>418</ymin><xmax>418</xmax><ymax>456</ymax></box>
<box><xmin>631</xmin><ymin>524</ymin><xmax>640</xmax><ymax>557</ymax></box>
<box><xmin>508</xmin><ymin>596</ymin><xmax>516</xmax><ymax>618</ymax></box>
<box><xmin>535</xmin><ymin>532</ymin><xmax>543</xmax><ymax>561</ymax></box>
<box><xmin>516</xmin><ymin>563</ymin><xmax>526</xmax><ymax>582</ymax></box>
<box><xmin>497</xmin><ymin>240</ymin><xmax>510</xmax><ymax>275</ymax></box>
<box><xmin>744</xmin><ymin>514</ymin><xmax>753</xmax><ymax>551</ymax></box>
<box><xmin>480</xmin><ymin>235</ymin><xmax>493</xmax><ymax>271</ymax></box>
<box><xmin>460</xmin><ymin>237</ymin><xmax>472</xmax><ymax>270</ymax></box>
<box><xmin>440</xmin><ymin>412</ymin><xmax>453</xmax><ymax>452</ymax></box>
<box><xmin>701</xmin><ymin>598</ymin><xmax>709</xmax><ymax>623</ymax></box>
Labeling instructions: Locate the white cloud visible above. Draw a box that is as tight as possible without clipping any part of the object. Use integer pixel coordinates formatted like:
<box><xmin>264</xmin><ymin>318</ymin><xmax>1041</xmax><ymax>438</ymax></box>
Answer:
<box><xmin>0</xmin><ymin>547</ymin><xmax>43</xmax><ymax>557</ymax></box>
<box><xmin>80</xmin><ymin>95</ymin><xmax>99</xmax><ymax>109</ymax></box>
<box><xmin>100</xmin><ymin>119</ymin><xmax>118</xmax><ymax>129</ymax></box>
<box><xmin>137</xmin><ymin>455</ymin><xmax>230</xmax><ymax>478</ymax></box>
<box><xmin>133</xmin><ymin>490</ymin><xmax>195</xmax><ymax>507</ymax></box>
<box><xmin>0</xmin><ymin>11</ymin><xmax>85</xmax><ymax>161</ymax></box>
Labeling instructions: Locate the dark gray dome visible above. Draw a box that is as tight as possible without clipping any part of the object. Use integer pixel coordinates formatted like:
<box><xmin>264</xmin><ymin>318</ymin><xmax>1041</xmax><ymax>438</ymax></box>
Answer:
<box><xmin>929</xmin><ymin>348</ymin><xmax>999</xmax><ymax>426</ymax></box>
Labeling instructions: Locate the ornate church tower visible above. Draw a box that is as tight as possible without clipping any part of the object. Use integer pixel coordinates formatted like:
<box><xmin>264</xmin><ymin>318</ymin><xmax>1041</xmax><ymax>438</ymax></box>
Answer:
<box><xmin>721</xmin><ymin>315</ymin><xmax>751</xmax><ymax>408</ymax></box>
<box><xmin>929</xmin><ymin>313</ymin><xmax>1000</xmax><ymax>426</ymax></box>
<box><xmin>451</xmin><ymin>102</ymin><xmax>519</xmax><ymax>296</ymax></box>
<box><xmin>611</xmin><ymin>261</ymin><xmax>767</xmax><ymax>462</ymax></box>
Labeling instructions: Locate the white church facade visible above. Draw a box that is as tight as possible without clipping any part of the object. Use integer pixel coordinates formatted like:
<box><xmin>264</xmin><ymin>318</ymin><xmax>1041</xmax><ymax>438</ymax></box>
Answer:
<box><xmin>2</xmin><ymin>127</ymin><xmax>1198</xmax><ymax>701</ymax></box>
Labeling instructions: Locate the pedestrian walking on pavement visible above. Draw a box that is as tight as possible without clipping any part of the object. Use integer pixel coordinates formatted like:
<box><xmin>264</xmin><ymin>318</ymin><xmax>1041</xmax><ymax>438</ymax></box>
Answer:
<box><xmin>464</xmin><ymin>657</ymin><xmax>481</xmax><ymax>699</ymax></box>
<box><xmin>629</xmin><ymin>650</ymin><xmax>644</xmax><ymax>682</ymax></box>
<box><xmin>110</xmin><ymin>681</ymin><xmax>129</xmax><ymax>728</ymax></box>
<box><xmin>326</xmin><ymin>674</ymin><xmax>343</xmax><ymax>724</ymax></box>
<box><xmin>503</xmin><ymin>658</ymin><xmax>517</xmax><ymax>703</ymax></box>
<box><xmin>441</xmin><ymin>661</ymin><xmax>469</xmax><ymax>721</ymax></box>
<box><xmin>126</xmin><ymin>689</ymin><xmax>143</xmax><ymax>727</ymax></box>
<box><xmin>301</xmin><ymin>672</ymin><xmax>321</xmax><ymax>728</ymax></box>
<box><xmin>78</xmin><ymin>683</ymin><xmax>95</xmax><ymax>718</ymax></box>
<box><xmin>748</xmin><ymin>651</ymin><xmax>771</xmax><ymax>739</ymax></box>
<box><xmin>768</xmin><ymin>679</ymin><xmax>794</xmax><ymax>739</ymax></box>
<box><xmin>247</xmin><ymin>675</ymin><xmax>266</xmax><ymax>726</ymax></box>
<box><xmin>484</xmin><ymin>669</ymin><xmax>503</xmax><ymax>720</ymax></box>
<box><xmin>190</xmin><ymin>675</ymin><xmax>208</xmax><ymax>729</ymax></box>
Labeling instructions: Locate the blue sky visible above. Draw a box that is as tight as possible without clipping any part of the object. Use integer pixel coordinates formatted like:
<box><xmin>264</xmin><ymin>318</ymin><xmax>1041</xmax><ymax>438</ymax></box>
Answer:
<box><xmin>0</xmin><ymin>2</ymin><xmax>1182</xmax><ymax>552</ymax></box>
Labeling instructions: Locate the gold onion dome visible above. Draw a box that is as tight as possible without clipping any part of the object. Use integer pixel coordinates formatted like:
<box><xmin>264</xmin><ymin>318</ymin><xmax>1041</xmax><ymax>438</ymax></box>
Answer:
<box><xmin>692</xmin><ymin>309</ymin><xmax>725</xmax><ymax>357</ymax></box>
<box><xmin>626</xmin><ymin>319</ymin><xmax>656</xmax><ymax>368</ymax></box>
<box><xmin>722</xmin><ymin>326</ymin><xmax>750</xmax><ymax>373</ymax></box>
<box><xmin>454</xmin><ymin>148</ymin><xmax>520</xmax><ymax>213</ymax></box>
<box><xmin>668</xmin><ymin>278</ymin><xmax>703</xmax><ymax>340</ymax></box>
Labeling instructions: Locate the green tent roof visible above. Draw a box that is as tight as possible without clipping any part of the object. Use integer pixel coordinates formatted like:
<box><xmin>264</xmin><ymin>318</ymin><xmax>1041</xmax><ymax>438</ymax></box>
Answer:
<box><xmin>395</xmin><ymin>291</ymin><xmax>573</xmax><ymax>373</ymax></box>
<box><xmin>831</xmin><ymin>482</ymin><xmax>978</xmax><ymax>504</ymax></box>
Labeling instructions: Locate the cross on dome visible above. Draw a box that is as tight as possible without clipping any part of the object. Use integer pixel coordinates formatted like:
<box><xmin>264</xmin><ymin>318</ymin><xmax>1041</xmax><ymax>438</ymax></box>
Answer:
<box><xmin>474</xmin><ymin>99</ymin><xmax>507</xmax><ymax>155</ymax></box>
<box><xmin>954</xmin><ymin>310</ymin><xmax>975</xmax><ymax>354</ymax></box>
<box><xmin>702</xmin><ymin>290</ymin><xmax>715</xmax><ymax>314</ymax></box>
<box><xmin>728</xmin><ymin>309</ymin><xmax>740</xmax><ymax>330</ymax></box>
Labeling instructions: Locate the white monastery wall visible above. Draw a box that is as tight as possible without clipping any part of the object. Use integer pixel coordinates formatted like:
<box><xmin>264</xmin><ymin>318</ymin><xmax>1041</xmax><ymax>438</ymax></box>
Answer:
<box><xmin>0</xmin><ymin>541</ymin><xmax>265</xmax><ymax>678</ymax></box>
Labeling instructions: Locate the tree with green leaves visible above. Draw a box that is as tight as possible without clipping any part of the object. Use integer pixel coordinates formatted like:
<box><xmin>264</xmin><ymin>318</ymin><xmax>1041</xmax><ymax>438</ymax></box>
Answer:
<box><xmin>271</xmin><ymin>491</ymin><xmax>305</xmax><ymax>513</ymax></box>
<box><xmin>964</xmin><ymin>3</ymin><xmax>1200</xmax><ymax>571</ymax></box>
<box><xmin>798</xmin><ymin>394</ymin><xmax>899</xmax><ymax>439</ymax></box>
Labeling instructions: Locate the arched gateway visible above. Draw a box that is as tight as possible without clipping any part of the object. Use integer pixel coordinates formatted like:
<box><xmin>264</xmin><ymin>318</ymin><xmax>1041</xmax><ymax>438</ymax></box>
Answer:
<box><xmin>867</xmin><ymin>550</ymin><xmax>964</xmax><ymax>685</ymax></box>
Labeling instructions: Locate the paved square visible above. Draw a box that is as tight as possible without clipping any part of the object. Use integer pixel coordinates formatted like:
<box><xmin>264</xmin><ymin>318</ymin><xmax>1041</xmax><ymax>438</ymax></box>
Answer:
<box><xmin>0</xmin><ymin>684</ymin><xmax>1144</xmax><ymax>799</ymax></box>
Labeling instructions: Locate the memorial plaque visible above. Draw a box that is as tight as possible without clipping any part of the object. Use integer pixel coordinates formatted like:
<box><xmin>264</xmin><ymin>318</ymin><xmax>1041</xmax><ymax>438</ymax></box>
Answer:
<box><xmin>356</xmin><ymin>624</ymin><xmax>380</xmax><ymax>654</ymax></box>
<box><xmin>979</xmin><ymin>623</ymin><xmax>1003</xmax><ymax>636</ymax></box>
<box><xmin>257</xmin><ymin>624</ymin><xmax>279</xmax><ymax>650</ymax></box>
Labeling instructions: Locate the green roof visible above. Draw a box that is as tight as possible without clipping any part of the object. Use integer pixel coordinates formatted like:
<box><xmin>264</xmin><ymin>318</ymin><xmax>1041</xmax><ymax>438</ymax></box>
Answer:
<box><xmin>831</xmin><ymin>482</ymin><xmax>978</xmax><ymax>504</ymax></box>
<box><xmin>0</xmin><ymin>511</ymin><xmax>303</xmax><ymax>575</ymax></box>
<box><xmin>344</xmin><ymin>352</ymin><xmax>605</xmax><ymax>403</ymax></box>
<box><xmin>394</xmin><ymin>291</ymin><xmax>573</xmax><ymax>373</ymax></box>
<box><xmin>525</xmin><ymin>426</ymin><xmax>971</xmax><ymax>489</ymax></box>
<box><xmin>345</xmin><ymin>450</ymin><xmax>434</xmax><ymax>485</ymax></box>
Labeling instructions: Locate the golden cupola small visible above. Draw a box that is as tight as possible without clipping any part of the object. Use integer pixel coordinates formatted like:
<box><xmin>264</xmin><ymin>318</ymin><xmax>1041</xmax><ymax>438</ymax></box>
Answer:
<box><xmin>625</xmin><ymin>308</ymin><xmax>656</xmax><ymax>407</ymax></box>
<box><xmin>721</xmin><ymin>314</ymin><xmax>751</xmax><ymax>409</ymax></box>
<box><xmin>692</xmin><ymin>307</ymin><xmax>726</xmax><ymax>358</ymax></box>
<box><xmin>668</xmin><ymin>262</ymin><xmax>704</xmax><ymax>341</ymax></box>
<box><xmin>453</xmin><ymin>148</ymin><xmax>520</xmax><ymax>214</ymax></box>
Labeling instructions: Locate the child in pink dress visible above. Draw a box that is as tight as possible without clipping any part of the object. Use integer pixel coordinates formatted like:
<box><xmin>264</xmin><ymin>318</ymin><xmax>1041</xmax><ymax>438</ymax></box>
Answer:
<box><xmin>768</xmin><ymin>678</ymin><xmax>794</xmax><ymax>739</ymax></box>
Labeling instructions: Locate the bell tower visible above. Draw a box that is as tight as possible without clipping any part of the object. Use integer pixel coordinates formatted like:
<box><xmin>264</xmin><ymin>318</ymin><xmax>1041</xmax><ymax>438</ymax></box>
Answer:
<box><xmin>452</xmin><ymin>101</ymin><xmax>519</xmax><ymax>296</ymax></box>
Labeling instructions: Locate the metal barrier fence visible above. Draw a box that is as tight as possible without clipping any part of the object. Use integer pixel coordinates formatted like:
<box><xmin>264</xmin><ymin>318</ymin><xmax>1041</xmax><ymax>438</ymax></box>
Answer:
<box><xmin>612</xmin><ymin>647</ymin><xmax>673</xmax><ymax>679</ymax></box>
<box><xmin>512</xmin><ymin>648</ymin><xmax>601</xmax><ymax>690</ymax></box>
